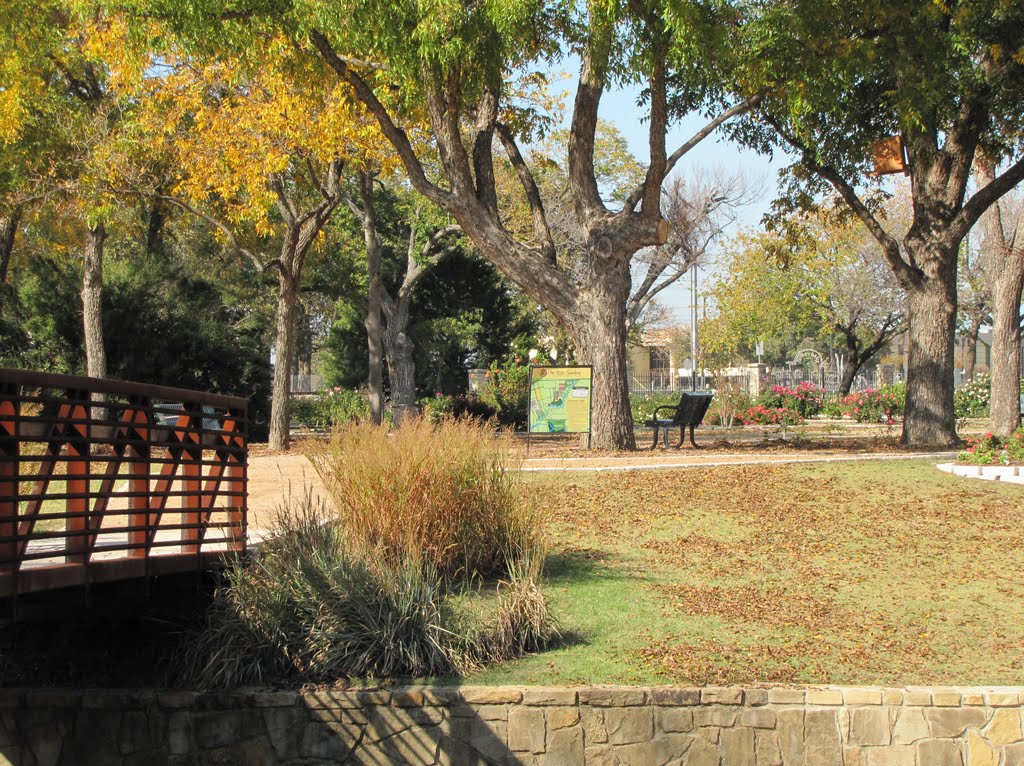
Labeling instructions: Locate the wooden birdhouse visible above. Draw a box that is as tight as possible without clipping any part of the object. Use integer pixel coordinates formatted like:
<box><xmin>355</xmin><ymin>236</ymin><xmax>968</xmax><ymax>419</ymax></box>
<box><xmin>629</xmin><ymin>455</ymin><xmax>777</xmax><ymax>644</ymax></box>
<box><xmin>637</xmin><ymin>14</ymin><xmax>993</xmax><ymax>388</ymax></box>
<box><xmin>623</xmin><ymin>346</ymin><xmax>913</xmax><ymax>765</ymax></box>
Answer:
<box><xmin>871</xmin><ymin>136</ymin><xmax>908</xmax><ymax>175</ymax></box>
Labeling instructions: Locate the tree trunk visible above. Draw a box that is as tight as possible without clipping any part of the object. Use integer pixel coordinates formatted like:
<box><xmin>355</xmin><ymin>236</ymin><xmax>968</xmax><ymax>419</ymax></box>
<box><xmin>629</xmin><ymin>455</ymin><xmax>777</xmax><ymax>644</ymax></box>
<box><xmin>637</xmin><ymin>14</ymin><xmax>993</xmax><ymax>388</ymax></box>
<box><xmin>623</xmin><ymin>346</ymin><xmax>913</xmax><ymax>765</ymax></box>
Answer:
<box><xmin>358</xmin><ymin>172</ymin><xmax>384</xmax><ymax>425</ymax></box>
<box><xmin>146</xmin><ymin>197</ymin><xmax>166</xmax><ymax>259</ymax></box>
<box><xmin>569</xmin><ymin>258</ymin><xmax>636</xmax><ymax>451</ymax></box>
<box><xmin>902</xmin><ymin>251</ymin><xmax>958</xmax><ymax>447</ymax></box>
<box><xmin>838</xmin><ymin>361</ymin><xmax>858</xmax><ymax>396</ymax></box>
<box><xmin>269</xmin><ymin>271</ymin><xmax>298</xmax><ymax>451</ymax></box>
<box><xmin>383</xmin><ymin>314</ymin><xmax>417</xmax><ymax>408</ymax></box>
<box><xmin>976</xmin><ymin>157</ymin><xmax>1024</xmax><ymax>438</ymax></box>
<box><xmin>82</xmin><ymin>221</ymin><xmax>107</xmax><ymax>381</ymax></box>
<box><xmin>0</xmin><ymin>208</ymin><xmax>20</xmax><ymax>285</ymax></box>
<box><xmin>963</xmin><ymin>315</ymin><xmax>982</xmax><ymax>382</ymax></box>
<box><xmin>990</xmin><ymin>260</ymin><xmax>1024</xmax><ymax>436</ymax></box>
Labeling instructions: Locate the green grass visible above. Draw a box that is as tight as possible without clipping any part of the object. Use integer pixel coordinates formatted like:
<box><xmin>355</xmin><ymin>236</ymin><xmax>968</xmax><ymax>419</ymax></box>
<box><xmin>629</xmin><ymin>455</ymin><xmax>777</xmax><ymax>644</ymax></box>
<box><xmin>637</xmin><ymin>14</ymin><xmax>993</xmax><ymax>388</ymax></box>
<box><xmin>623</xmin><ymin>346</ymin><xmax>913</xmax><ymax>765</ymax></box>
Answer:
<box><xmin>472</xmin><ymin>459</ymin><xmax>1024</xmax><ymax>687</ymax></box>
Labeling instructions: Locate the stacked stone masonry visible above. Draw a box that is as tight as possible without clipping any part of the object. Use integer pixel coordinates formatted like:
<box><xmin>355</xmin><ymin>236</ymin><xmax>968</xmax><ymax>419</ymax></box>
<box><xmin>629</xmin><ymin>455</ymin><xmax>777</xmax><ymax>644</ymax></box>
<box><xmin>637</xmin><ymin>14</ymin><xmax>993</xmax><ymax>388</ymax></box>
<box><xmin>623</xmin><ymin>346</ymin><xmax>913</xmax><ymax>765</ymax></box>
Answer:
<box><xmin>1</xmin><ymin>685</ymin><xmax>1023</xmax><ymax>765</ymax></box>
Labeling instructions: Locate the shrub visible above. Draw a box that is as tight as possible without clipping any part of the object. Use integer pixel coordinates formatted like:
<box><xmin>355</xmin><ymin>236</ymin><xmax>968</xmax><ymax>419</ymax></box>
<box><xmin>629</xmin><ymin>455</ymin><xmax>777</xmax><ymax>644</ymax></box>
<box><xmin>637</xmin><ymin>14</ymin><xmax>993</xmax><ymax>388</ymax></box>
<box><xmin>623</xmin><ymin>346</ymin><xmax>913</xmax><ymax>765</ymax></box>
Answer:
<box><xmin>484</xmin><ymin>357</ymin><xmax>530</xmax><ymax>429</ymax></box>
<box><xmin>954</xmin><ymin>373</ymin><xmax>991</xmax><ymax>419</ymax></box>
<box><xmin>421</xmin><ymin>393</ymin><xmax>455</xmax><ymax>424</ymax></box>
<box><xmin>183</xmin><ymin>420</ymin><xmax>555</xmax><ymax>687</ymax></box>
<box><xmin>707</xmin><ymin>382</ymin><xmax>752</xmax><ymax>427</ymax></box>
<box><xmin>957</xmin><ymin>427</ymin><xmax>1024</xmax><ymax>466</ymax></box>
<box><xmin>629</xmin><ymin>392</ymin><xmax>680</xmax><ymax>424</ymax></box>
<box><xmin>840</xmin><ymin>389</ymin><xmax>901</xmax><ymax>423</ymax></box>
<box><xmin>291</xmin><ymin>387</ymin><xmax>369</xmax><ymax>429</ymax></box>
<box><xmin>820</xmin><ymin>395</ymin><xmax>846</xmax><ymax>418</ymax></box>
<box><xmin>879</xmin><ymin>382</ymin><xmax>906</xmax><ymax>413</ymax></box>
<box><xmin>756</xmin><ymin>383</ymin><xmax>825</xmax><ymax>418</ymax></box>
<box><xmin>740</xmin><ymin>405</ymin><xmax>803</xmax><ymax>426</ymax></box>
<box><xmin>421</xmin><ymin>393</ymin><xmax>499</xmax><ymax>424</ymax></box>
<box><xmin>310</xmin><ymin>417</ymin><xmax>543</xmax><ymax>583</ymax></box>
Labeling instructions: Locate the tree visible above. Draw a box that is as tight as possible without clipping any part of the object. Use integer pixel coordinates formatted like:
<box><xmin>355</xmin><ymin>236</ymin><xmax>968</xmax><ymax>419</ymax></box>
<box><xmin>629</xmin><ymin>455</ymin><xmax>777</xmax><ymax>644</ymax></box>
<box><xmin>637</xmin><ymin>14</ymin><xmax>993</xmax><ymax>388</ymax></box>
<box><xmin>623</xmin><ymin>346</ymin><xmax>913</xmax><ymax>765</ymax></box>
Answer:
<box><xmin>957</xmin><ymin>237</ymin><xmax>991</xmax><ymax>383</ymax></box>
<box><xmin>341</xmin><ymin>173</ymin><xmax>462</xmax><ymax>423</ymax></box>
<box><xmin>733</xmin><ymin>1</ymin><xmax>1024</xmax><ymax>446</ymax></box>
<box><xmin>137</xmin><ymin>38</ymin><xmax>388</xmax><ymax>449</ymax></box>
<box><xmin>975</xmin><ymin>156</ymin><xmax>1024</xmax><ymax>436</ymax></box>
<box><xmin>190</xmin><ymin>2</ymin><xmax>759</xmax><ymax>450</ymax></box>
<box><xmin>704</xmin><ymin>210</ymin><xmax>906</xmax><ymax>392</ymax></box>
<box><xmin>627</xmin><ymin>170</ymin><xmax>757</xmax><ymax>332</ymax></box>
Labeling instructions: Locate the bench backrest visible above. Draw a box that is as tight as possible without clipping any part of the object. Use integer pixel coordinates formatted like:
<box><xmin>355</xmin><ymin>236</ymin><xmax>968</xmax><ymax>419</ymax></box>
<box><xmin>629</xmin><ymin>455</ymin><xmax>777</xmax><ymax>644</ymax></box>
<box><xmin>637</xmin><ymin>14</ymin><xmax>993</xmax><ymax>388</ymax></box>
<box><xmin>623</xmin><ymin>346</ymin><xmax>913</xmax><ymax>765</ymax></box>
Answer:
<box><xmin>672</xmin><ymin>392</ymin><xmax>714</xmax><ymax>425</ymax></box>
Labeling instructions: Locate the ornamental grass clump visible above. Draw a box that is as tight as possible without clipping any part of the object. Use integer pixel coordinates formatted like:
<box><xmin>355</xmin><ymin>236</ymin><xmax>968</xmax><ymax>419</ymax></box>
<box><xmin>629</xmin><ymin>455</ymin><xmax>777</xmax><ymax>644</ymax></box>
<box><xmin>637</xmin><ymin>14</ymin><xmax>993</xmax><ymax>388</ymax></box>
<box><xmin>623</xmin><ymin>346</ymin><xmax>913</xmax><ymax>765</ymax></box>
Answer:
<box><xmin>181</xmin><ymin>418</ymin><xmax>553</xmax><ymax>687</ymax></box>
<box><xmin>183</xmin><ymin>440</ymin><xmax>555</xmax><ymax>688</ymax></box>
<box><xmin>310</xmin><ymin>417</ymin><xmax>542</xmax><ymax>583</ymax></box>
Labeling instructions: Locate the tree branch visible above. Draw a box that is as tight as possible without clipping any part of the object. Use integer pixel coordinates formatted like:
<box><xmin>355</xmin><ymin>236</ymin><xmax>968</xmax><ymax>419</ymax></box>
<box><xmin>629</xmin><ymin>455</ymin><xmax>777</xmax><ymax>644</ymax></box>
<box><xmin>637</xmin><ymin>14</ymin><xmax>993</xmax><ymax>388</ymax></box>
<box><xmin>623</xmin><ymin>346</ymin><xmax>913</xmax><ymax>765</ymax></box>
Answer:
<box><xmin>112</xmin><ymin>190</ymin><xmax>271</xmax><ymax>273</ymax></box>
<box><xmin>622</xmin><ymin>94</ymin><xmax>762</xmax><ymax>213</ymax></box>
<box><xmin>951</xmin><ymin>154</ymin><xmax>1024</xmax><ymax>245</ymax></box>
<box><xmin>472</xmin><ymin>83</ymin><xmax>499</xmax><ymax>214</ymax></box>
<box><xmin>309</xmin><ymin>30</ymin><xmax>452</xmax><ymax>209</ymax></box>
<box><xmin>567</xmin><ymin>39</ymin><xmax>608</xmax><ymax>219</ymax></box>
<box><xmin>495</xmin><ymin>122</ymin><xmax>556</xmax><ymax>263</ymax></box>
<box><xmin>759</xmin><ymin>112</ymin><xmax>917</xmax><ymax>288</ymax></box>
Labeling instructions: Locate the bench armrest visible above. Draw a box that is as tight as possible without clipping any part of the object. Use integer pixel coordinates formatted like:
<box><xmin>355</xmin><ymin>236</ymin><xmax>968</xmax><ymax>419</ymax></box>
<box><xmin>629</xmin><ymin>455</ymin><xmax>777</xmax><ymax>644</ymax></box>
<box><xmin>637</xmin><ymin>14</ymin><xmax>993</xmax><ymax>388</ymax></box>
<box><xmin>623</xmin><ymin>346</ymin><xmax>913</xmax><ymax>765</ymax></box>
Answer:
<box><xmin>651</xmin><ymin>405</ymin><xmax>678</xmax><ymax>419</ymax></box>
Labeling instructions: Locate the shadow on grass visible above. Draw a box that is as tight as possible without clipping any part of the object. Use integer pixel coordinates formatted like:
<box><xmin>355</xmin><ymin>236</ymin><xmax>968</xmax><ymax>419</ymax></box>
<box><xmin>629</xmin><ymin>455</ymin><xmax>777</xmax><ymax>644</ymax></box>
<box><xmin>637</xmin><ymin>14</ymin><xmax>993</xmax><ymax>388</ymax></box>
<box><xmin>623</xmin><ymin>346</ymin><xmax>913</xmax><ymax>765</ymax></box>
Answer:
<box><xmin>541</xmin><ymin>547</ymin><xmax>633</xmax><ymax>652</ymax></box>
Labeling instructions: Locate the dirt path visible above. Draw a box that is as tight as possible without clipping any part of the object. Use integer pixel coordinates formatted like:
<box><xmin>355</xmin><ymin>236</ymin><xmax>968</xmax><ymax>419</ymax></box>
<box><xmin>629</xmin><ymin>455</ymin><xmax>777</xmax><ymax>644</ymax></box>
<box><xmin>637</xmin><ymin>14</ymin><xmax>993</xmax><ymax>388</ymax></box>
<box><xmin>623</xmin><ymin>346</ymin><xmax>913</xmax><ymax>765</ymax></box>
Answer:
<box><xmin>244</xmin><ymin>446</ymin><xmax>958</xmax><ymax>532</ymax></box>
<box><xmin>246</xmin><ymin>454</ymin><xmax>329</xmax><ymax>531</ymax></box>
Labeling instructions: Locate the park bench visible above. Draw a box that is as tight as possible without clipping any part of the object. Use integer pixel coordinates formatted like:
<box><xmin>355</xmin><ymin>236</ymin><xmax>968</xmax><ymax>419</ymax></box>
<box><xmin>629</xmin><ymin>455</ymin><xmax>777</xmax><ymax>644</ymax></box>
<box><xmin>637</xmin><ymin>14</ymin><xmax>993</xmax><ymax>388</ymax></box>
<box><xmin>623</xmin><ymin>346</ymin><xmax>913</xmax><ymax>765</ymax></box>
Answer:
<box><xmin>645</xmin><ymin>391</ymin><xmax>714</xmax><ymax>450</ymax></box>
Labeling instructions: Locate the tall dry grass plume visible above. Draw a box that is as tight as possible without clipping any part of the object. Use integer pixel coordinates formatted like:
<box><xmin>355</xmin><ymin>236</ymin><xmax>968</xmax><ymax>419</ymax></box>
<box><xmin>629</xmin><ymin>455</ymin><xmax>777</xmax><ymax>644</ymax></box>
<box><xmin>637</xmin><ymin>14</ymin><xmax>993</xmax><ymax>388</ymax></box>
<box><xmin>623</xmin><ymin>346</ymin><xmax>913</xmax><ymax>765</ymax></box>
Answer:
<box><xmin>310</xmin><ymin>417</ymin><xmax>544</xmax><ymax>583</ymax></box>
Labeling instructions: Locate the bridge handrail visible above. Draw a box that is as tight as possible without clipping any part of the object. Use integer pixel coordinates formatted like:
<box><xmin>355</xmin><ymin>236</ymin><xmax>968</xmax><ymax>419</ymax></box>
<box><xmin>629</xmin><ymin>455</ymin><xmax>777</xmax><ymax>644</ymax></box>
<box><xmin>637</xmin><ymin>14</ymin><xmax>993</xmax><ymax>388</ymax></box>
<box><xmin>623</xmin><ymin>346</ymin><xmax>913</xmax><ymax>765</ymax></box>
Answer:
<box><xmin>0</xmin><ymin>369</ymin><xmax>248</xmax><ymax>600</ymax></box>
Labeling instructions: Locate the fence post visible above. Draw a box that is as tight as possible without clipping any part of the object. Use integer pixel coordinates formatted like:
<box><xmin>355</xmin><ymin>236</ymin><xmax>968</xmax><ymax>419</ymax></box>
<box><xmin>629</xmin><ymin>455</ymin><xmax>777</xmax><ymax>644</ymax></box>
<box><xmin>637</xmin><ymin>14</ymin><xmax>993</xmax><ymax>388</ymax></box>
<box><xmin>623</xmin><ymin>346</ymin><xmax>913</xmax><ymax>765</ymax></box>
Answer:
<box><xmin>181</xmin><ymin>402</ymin><xmax>203</xmax><ymax>555</ymax></box>
<box><xmin>224</xmin><ymin>406</ymin><xmax>247</xmax><ymax>553</ymax></box>
<box><xmin>126</xmin><ymin>397</ymin><xmax>150</xmax><ymax>559</ymax></box>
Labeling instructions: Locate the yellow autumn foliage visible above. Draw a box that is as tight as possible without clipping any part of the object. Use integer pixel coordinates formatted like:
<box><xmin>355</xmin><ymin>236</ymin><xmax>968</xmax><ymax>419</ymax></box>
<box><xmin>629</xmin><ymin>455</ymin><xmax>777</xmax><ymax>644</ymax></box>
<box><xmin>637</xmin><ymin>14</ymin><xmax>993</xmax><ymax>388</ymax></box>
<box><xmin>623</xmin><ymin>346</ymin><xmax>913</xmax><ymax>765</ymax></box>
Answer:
<box><xmin>138</xmin><ymin>35</ymin><xmax>397</xmax><ymax>233</ymax></box>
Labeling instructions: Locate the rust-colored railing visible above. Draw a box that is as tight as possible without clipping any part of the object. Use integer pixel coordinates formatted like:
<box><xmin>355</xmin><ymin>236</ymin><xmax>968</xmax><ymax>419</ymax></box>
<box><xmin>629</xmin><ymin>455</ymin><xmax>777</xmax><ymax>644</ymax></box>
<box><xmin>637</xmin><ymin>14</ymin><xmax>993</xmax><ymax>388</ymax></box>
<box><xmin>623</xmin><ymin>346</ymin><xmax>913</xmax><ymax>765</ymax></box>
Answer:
<box><xmin>0</xmin><ymin>369</ymin><xmax>247</xmax><ymax>598</ymax></box>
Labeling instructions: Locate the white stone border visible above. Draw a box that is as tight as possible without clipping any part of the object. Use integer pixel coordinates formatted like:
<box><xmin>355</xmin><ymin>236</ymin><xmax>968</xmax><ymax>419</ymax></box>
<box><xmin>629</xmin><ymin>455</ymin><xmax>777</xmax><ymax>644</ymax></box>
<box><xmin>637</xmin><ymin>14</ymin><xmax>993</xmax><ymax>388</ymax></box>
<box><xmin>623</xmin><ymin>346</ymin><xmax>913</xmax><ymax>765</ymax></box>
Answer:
<box><xmin>936</xmin><ymin>462</ymin><xmax>1024</xmax><ymax>485</ymax></box>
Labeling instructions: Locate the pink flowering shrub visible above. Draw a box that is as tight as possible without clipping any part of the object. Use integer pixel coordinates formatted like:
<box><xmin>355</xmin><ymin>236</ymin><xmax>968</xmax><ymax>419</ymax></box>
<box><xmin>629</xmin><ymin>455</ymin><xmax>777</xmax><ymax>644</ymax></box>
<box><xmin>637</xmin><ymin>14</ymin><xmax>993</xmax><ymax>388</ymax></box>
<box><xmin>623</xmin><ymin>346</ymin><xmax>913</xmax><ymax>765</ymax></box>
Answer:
<box><xmin>839</xmin><ymin>389</ymin><xmax>901</xmax><ymax>424</ymax></box>
<box><xmin>958</xmin><ymin>428</ymin><xmax>1024</xmax><ymax>466</ymax></box>
<box><xmin>757</xmin><ymin>382</ymin><xmax>825</xmax><ymax>418</ymax></box>
<box><xmin>740</xmin><ymin>404</ymin><xmax>804</xmax><ymax>426</ymax></box>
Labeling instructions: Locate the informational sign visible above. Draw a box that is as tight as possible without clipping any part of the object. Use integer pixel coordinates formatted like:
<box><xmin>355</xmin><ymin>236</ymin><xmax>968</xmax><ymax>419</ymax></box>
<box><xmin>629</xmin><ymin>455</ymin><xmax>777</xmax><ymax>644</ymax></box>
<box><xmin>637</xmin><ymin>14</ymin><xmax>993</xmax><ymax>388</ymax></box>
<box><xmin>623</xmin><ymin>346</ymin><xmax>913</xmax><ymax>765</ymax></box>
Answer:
<box><xmin>528</xmin><ymin>366</ymin><xmax>592</xmax><ymax>433</ymax></box>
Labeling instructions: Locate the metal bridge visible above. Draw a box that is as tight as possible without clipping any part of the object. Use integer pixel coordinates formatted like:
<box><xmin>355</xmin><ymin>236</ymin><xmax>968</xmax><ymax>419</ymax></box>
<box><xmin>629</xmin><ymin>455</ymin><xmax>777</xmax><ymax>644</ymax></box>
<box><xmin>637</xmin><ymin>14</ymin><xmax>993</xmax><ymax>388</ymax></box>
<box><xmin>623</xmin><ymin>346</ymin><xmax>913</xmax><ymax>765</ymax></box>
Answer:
<box><xmin>0</xmin><ymin>369</ymin><xmax>247</xmax><ymax>610</ymax></box>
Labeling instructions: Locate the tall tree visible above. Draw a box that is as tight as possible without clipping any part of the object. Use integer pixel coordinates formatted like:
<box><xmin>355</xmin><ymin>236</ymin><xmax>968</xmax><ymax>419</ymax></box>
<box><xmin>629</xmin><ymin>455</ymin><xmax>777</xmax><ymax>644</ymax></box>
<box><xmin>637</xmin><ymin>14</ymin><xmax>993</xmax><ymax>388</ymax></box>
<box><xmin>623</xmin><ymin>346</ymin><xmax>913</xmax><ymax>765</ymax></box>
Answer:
<box><xmin>731</xmin><ymin>1</ymin><xmax>1024</xmax><ymax>446</ymax></box>
<box><xmin>704</xmin><ymin>210</ymin><xmax>905</xmax><ymax>392</ymax></box>
<box><xmin>975</xmin><ymin>156</ymin><xmax>1024</xmax><ymax>436</ymax></box>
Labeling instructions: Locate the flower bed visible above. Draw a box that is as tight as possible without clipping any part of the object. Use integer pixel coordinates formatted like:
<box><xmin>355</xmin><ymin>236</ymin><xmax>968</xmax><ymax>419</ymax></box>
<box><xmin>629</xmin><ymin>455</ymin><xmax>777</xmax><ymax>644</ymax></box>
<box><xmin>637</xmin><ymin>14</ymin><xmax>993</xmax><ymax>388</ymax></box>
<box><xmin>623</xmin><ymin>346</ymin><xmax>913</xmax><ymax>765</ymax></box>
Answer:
<box><xmin>957</xmin><ymin>428</ymin><xmax>1024</xmax><ymax>466</ymax></box>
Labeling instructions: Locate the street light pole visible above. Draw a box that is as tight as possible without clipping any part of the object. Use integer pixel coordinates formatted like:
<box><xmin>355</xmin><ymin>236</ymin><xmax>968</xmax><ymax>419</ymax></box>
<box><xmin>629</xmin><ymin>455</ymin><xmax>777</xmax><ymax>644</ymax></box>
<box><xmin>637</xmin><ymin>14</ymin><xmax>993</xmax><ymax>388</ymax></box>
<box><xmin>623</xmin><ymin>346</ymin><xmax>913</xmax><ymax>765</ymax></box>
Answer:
<box><xmin>690</xmin><ymin>265</ymin><xmax>698</xmax><ymax>391</ymax></box>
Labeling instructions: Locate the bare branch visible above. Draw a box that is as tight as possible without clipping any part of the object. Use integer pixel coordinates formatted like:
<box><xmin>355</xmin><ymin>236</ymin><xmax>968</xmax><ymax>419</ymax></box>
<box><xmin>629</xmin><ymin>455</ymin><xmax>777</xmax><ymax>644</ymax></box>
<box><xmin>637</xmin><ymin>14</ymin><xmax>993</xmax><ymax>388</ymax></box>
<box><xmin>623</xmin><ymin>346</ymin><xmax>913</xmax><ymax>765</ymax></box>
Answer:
<box><xmin>622</xmin><ymin>94</ymin><xmax>762</xmax><ymax>213</ymax></box>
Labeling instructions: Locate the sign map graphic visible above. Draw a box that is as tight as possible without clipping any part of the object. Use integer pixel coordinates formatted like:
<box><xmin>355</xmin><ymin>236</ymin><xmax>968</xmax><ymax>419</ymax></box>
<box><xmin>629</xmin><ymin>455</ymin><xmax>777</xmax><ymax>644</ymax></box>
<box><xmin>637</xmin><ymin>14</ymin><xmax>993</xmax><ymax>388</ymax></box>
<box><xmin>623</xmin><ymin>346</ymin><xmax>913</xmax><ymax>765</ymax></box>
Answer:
<box><xmin>528</xmin><ymin>366</ymin><xmax>593</xmax><ymax>433</ymax></box>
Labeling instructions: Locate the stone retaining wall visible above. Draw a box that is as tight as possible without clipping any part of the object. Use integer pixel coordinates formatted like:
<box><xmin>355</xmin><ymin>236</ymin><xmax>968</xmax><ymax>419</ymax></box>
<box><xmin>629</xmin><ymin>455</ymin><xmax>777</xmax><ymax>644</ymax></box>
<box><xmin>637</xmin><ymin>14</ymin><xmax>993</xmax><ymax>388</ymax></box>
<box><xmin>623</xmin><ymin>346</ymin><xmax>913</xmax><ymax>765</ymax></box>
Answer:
<box><xmin>2</xmin><ymin>685</ymin><xmax>1022</xmax><ymax>765</ymax></box>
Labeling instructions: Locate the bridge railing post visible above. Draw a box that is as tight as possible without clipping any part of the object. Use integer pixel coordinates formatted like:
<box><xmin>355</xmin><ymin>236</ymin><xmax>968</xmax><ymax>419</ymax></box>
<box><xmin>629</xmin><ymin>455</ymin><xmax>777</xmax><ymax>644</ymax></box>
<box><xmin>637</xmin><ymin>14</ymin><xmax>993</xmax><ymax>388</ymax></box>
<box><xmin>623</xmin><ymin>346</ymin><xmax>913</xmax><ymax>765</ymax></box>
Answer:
<box><xmin>65</xmin><ymin>389</ymin><xmax>90</xmax><ymax>565</ymax></box>
<box><xmin>0</xmin><ymin>383</ymin><xmax>17</xmax><ymax>582</ymax></box>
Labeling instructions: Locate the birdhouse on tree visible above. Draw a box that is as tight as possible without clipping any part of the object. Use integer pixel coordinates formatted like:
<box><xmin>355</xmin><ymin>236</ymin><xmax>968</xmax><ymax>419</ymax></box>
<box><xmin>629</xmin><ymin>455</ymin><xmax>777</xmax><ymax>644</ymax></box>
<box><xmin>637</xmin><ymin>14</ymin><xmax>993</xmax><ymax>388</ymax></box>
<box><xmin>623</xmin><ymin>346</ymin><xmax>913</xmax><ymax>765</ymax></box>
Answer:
<box><xmin>871</xmin><ymin>136</ymin><xmax>908</xmax><ymax>175</ymax></box>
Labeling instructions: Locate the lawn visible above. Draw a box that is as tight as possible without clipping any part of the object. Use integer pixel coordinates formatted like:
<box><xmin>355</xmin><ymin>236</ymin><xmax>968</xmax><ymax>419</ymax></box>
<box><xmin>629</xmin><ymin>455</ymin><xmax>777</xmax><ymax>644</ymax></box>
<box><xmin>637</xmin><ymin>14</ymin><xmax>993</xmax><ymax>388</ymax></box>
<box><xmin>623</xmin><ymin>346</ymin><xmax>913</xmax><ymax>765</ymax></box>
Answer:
<box><xmin>472</xmin><ymin>459</ymin><xmax>1024</xmax><ymax>687</ymax></box>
